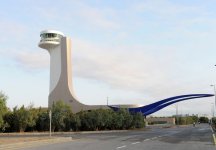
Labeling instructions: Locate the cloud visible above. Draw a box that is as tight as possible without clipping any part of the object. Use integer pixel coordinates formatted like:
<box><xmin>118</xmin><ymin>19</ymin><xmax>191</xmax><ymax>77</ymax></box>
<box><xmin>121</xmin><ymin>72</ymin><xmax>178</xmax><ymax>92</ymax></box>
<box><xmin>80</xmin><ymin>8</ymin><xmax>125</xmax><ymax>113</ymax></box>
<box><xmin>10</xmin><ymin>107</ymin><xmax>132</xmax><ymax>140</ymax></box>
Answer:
<box><xmin>12</xmin><ymin>38</ymin><xmax>175</xmax><ymax>92</ymax></box>
<box><xmin>15</xmin><ymin>51</ymin><xmax>49</xmax><ymax>70</ymax></box>
<box><xmin>34</xmin><ymin>1</ymin><xmax>120</xmax><ymax>31</ymax></box>
<box><xmin>0</xmin><ymin>20</ymin><xmax>28</xmax><ymax>45</ymax></box>
<box><xmin>72</xmin><ymin>38</ymin><xmax>190</xmax><ymax>96</ymax></box>
<box><xmin>133</xmin><ymin>0</ymin><xmax>200</xmax><ymax>16</ymax></box>
<box><xmin>131</xmin><ymin>0</ymin><xmax>215</xmax><ymax>34</ymax></box>
<box><xmin>74</xmin><ymin>2</ymin><xmax>120</xmax><ymax>30</ymax></box>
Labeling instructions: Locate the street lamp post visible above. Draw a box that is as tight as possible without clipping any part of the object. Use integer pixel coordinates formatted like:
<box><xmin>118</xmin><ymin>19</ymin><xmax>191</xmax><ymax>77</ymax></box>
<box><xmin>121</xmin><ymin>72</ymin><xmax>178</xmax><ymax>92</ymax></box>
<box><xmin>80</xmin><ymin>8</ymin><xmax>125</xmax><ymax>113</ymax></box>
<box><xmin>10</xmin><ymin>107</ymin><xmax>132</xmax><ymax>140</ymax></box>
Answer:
<box><xmin>49</xmin><ymin>110</ymin><xmax>52</xmax><ymax>137</ymax></box>
<box><xmin>176</xmin><ymin>103</ymin><xmax>178</xmax><ymax>125</ymax></box>
<box><xmin>210</xmin><ymin>85</ymin><xmax>216</xmax><ymax>118</ymax></box>
<box><xmin>212</xmin><ymin>103</ymin><xmax>215</xmax><ymax>118</ymax></box>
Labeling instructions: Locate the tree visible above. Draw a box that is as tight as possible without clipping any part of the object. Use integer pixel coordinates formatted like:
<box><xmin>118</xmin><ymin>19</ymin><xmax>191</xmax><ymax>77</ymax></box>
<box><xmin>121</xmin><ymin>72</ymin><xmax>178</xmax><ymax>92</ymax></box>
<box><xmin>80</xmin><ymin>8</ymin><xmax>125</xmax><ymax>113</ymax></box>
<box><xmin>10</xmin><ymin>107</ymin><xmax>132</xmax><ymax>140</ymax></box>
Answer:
<box><xmin>25</xmin><ymin>104</ymin><xmax>39</xmax><ymax>131</ymax></box>
<box><xmin>36</xmin><ymin>109</ymin><xmax>49</xmax><ymax>131</ymax></box>
<box><xmin>69</xmin><ymin>113</ymin><xmax>81</xmax><ymax>131</ymax></box>
<box><xmin>13</xmin><ymin>105</ymin><xmax>31</xmax><ymax>132</ymax></box>
<box><xmin>3</xmin><ymin>111</ymin><xmax>14</xmax><ymax>132</ymax></box>
<box><xmin>5</xmin><ymin>105</ymin><xmax>38</xmax><ymax>132</ymax></box>
<box><xmin>79</xmin><ymin>111</ymin><xmax>97</xmax><ymax>131</ymax></box>
<box><xmin>51</xmin><ymin>101</ymin><xmax>72</xmax><ymax>131</ymax></box>
<box><xmin>191</xmin><ymin>115</ymin><xmax>199</xmax><ymax>123</ymax></box>
<box><xmin>0</xmin><ymin>91</ymin><xmax>8</xmax><ymax>131</ymax></box>
<box><xmin>132</xmin><ymin>112</ymin><xmax>145</xmax><ymax>128</ymax></box>
<box><xmin>111</xmin><ymin>111</ymin><xmax>124</xmax><ymax>129</ymax></box>
<box><xmin>199</xmin><ymin>116</ymin><xmax>209</xmax><ymax>123</ymax></box>
<box><xmin>98</xmin><ymin>109</ymin><xmax>113</xmax><ymax>130</ymax></box>
<box><xmin>120</xmin><ymin>109</ymin><xmax>133</xmax><ymax>129</ymax></box>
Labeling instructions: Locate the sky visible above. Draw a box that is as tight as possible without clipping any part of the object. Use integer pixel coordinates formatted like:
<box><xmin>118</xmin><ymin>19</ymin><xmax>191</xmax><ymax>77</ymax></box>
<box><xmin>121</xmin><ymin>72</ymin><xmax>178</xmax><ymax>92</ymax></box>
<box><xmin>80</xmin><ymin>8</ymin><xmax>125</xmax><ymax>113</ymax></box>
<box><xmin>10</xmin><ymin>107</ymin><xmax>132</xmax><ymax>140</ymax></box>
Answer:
<box><xmin>1</xmin><ymin>0</ymin><xmax>216</xmax><ymax>117</ymax></box>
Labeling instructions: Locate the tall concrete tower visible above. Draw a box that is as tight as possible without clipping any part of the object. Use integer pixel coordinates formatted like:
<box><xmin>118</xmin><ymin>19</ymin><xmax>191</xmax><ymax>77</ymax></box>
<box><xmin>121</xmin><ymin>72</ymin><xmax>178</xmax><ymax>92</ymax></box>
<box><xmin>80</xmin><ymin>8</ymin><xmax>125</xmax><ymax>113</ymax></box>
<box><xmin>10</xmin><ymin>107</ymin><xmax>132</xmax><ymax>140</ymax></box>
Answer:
<box><xmin>38</xmin><ymin>30</ymin><xmax>141</xmax><ymax>113</ymax></box>
<box><xmin>38</xmin><ymin>30</ymin><xmax>108</xmax><ymax>113</ymax></box>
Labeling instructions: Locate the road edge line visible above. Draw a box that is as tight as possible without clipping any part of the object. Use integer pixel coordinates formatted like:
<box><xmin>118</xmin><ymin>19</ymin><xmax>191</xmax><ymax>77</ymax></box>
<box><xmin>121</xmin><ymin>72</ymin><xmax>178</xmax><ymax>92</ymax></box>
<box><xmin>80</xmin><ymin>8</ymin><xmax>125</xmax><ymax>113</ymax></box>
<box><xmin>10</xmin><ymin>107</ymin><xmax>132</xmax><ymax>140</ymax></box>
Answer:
<box><xmin>211</xmin><ymin>125</ymin><xmax>216</xmax><ymax>146</ymax></box>
<box><xmin>212</xmin><ymin>134</ymin><xmax>216</xmax><ymax>146</ymax></box>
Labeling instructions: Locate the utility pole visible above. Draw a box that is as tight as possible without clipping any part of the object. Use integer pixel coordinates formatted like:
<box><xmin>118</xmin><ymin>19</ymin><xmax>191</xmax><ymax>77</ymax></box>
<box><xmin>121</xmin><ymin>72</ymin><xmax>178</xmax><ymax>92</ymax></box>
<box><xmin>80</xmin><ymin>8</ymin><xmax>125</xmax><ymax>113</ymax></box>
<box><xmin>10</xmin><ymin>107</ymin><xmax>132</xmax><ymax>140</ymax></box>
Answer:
<box><xmin>107</xmin><ymin>97</ymin><xmax>109</xmax><ymax>106</ymax></box>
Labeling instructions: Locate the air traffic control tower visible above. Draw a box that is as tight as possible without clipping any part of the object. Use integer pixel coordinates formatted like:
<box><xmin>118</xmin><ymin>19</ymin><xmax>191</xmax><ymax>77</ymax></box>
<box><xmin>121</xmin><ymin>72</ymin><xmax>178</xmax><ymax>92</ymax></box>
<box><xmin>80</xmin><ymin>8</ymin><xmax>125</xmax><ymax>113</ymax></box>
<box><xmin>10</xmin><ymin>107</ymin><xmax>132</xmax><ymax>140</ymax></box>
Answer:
<box><xmin>38</xmin><ymin>30</ymin><xmax>110</xmax><ymax>113</ymax></box>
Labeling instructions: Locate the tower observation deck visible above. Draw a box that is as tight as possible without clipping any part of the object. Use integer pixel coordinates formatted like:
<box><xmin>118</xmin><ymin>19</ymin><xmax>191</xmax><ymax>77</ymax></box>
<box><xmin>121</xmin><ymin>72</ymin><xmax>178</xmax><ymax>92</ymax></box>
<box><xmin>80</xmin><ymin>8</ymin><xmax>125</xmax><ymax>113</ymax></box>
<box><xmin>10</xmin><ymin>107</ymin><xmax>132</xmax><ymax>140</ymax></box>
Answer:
<box><xmin>39</xmin><ymin>30</ymin><xmax>65</xmax><ymax>49</ymax></box>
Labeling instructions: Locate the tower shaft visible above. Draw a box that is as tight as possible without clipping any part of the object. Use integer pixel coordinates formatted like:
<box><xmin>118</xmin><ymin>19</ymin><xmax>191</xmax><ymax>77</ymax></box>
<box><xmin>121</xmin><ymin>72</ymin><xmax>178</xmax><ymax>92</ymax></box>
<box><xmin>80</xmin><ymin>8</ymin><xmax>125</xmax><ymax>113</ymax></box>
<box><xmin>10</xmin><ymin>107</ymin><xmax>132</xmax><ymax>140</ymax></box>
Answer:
<box><xmin>48</xmin><ymin>37</ymin><xmax>75</xmax><ymax>107</ymax></box>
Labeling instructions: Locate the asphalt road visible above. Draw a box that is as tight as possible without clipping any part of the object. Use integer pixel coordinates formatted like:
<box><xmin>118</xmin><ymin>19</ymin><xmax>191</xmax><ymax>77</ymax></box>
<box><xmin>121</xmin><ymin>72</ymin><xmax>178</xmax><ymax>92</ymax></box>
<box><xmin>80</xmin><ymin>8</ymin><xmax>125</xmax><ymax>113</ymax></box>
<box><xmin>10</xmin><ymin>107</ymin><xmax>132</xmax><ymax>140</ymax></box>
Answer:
<box><xmin>3</xmin><ymin>123</ymin><xmax>216</xmax><ymax>150</ymax></box>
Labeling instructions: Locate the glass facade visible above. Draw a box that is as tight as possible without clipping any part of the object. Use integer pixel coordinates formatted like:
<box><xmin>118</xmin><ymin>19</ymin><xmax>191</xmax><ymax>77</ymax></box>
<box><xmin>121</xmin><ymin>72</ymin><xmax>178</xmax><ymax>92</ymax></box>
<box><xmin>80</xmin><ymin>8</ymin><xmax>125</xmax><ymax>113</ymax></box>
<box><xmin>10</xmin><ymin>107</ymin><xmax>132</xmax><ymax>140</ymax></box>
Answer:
<box><xmin>40</xmin><ymin>33</ymin><xmax>63</xmax><ymax>39</ymax></box>
<box><xmin>40</xmin><ymin>33</ymin><xmax>63</xmax><ymax>42</ymax></box>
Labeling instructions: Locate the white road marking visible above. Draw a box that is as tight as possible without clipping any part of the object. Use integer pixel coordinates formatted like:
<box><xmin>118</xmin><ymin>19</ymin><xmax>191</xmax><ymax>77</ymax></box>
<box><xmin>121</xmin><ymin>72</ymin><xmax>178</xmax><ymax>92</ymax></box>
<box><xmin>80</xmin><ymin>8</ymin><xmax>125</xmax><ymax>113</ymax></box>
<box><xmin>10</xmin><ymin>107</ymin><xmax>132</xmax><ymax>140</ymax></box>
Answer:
<box><xmin>151</xmin><ymin>137</ymin><xmax>157</xmax><ymax>140</ymax></box>
<box><xmin>143</xmin><ymin>134</ymin><xmax>167</xmax><ymax>142</ymax></box>
<box><xmin>211</xmin><ymin>126</ymin><xmax>214</xmax><ymax>133</ymax></box>
<box><xmin>213</xmin><ymin>134</ymin><xmax>216</xmax><ymax>145</ymax></box>
<box><xmin>143</xmin><ymin>138</ymin><xmax>150</xmax><ymax>141</ymax></box>
<box><xmin>116</xmin><ymin>145</ymin><xmax>127</xmax><ymax>149</ymax></box>
<box><xmin>131</xmin><ymin>142</ymin><xmax>140</xmax><ymax>145</ymax></box>
<box><xmin>198</xmin><ymin>128</ymin><xmax>208</xmax><ymax>131</ymax></box>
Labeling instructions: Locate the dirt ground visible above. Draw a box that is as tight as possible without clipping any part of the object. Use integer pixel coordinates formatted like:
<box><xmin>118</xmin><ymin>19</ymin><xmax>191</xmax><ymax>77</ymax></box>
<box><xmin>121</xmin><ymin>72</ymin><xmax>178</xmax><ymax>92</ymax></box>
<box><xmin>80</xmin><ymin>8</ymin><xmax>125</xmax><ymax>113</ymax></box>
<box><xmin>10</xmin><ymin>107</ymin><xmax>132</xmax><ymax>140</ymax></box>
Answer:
<box><xmin>0</xmin><ymin>136</ymin><xmax>53</xmax><ymax>144</ymax></box>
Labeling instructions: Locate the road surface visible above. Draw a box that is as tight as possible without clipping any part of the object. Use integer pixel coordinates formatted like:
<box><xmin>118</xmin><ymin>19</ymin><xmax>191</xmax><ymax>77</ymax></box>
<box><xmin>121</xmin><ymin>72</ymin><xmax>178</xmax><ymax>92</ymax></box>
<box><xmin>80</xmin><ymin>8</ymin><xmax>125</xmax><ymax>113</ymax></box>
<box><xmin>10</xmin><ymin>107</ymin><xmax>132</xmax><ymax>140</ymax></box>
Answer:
<box><xmin>1</xmin><ymin>123</ymin><xmax>215</xmax><ymax>150</ymax></box>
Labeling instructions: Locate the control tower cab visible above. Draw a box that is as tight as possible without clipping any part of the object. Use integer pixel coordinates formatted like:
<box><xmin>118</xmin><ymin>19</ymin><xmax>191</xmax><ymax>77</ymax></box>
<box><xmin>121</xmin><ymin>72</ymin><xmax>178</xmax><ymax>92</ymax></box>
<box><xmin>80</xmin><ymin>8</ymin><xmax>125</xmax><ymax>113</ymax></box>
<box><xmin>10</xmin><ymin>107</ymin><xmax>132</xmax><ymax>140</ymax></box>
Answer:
<box><xmin>38</xmin><ymin>30</ymin><xmax>65</xmax><ymax>49</ymax></box>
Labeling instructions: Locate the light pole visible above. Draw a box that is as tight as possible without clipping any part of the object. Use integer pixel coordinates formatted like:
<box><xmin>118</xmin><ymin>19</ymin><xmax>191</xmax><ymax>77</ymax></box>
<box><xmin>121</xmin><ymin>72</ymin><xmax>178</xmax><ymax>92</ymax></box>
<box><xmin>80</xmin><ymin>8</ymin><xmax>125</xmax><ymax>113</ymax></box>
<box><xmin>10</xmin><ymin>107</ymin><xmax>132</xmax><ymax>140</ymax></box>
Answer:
<box><xmin>49</xmin><ymin>110</ymin><xmax>52</xmax><ymax>137</ymax></box>
<box><xmin>210</xmin><ymin>85</ymin><xmax>216</xmax><ymax>118</ymax></box>
<box><xmin>212</xmin><ymin>103</ymin><xmax>215</xmax><ymax>118</ymax></box>
<box><xmin>176</xmin><ymin>103</ymin><xmax>178</xmax><ymax>125</ymax></box>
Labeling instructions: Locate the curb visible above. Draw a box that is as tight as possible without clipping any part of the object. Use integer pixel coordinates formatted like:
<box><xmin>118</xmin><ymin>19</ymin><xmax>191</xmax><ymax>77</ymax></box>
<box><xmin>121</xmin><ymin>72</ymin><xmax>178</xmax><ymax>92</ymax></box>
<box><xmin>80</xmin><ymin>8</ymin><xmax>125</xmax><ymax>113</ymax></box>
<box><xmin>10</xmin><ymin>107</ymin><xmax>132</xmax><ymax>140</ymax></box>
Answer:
<box><xmin>0</xmin><ymin>130</ymin><xmax>128</xmax><ymax>136</ymax></box>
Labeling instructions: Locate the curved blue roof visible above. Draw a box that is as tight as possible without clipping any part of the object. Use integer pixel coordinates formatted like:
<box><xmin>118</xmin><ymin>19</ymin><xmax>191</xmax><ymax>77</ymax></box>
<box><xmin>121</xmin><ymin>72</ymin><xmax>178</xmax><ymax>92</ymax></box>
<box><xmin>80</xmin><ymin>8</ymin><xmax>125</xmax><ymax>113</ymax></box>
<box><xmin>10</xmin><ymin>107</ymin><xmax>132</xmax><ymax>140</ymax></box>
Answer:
<box><xmin>108</xmin><ymin>94</ymin><xmax>214</xmax><ymax>116</ymax></box>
